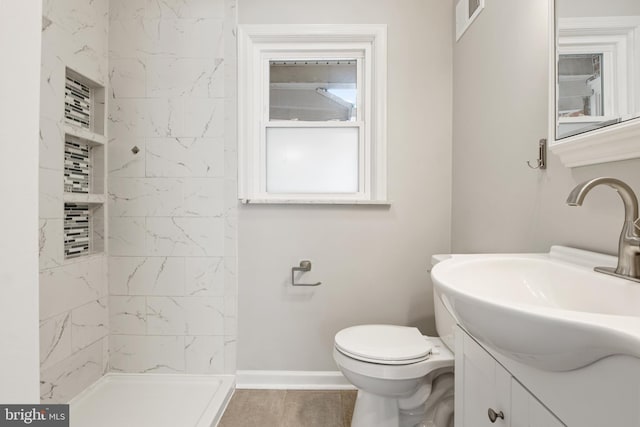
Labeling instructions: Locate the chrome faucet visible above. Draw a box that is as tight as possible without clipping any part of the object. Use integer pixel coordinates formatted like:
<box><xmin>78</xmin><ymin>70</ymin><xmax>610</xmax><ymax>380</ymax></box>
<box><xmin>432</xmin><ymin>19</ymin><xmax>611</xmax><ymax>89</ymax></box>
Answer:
<box><xmin>567</xmin><ymin>177</ymin><xmax>640</xmax><ymax>282</ymax></box>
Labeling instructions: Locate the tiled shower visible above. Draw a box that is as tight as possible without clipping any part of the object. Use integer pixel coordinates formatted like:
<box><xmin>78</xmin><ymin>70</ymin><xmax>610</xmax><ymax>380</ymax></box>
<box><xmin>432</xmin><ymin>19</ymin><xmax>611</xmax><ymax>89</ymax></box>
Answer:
<box><xmin>38</xmin><ymin>0</ymin><xmax>238</xmax><ymax>408</ymax></box>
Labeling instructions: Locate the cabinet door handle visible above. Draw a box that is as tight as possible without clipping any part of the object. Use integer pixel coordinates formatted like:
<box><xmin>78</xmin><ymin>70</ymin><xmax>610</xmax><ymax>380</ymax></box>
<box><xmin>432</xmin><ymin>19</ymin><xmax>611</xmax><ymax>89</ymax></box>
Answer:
<box><xmin>488</xmin><ymin>408</ymin><xmax>504</xmax><ymax>423</ymax></box>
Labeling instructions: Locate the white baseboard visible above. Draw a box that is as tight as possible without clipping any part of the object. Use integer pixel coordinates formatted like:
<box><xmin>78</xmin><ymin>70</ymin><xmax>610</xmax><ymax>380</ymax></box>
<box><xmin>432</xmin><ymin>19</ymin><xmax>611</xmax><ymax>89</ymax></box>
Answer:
<box><xmin>236</xmin><ymin>370</ymin><xmax>356</xmax><ymax>390</ymax></box>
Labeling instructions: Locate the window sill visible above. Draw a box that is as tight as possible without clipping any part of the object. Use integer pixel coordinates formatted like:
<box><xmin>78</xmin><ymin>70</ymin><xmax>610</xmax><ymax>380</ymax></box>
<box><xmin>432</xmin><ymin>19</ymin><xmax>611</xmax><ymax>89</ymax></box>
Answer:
<box><xmin>240</xmin><ymin>198</ymin><xmax>391</xmax><ymax>206</ymax></box>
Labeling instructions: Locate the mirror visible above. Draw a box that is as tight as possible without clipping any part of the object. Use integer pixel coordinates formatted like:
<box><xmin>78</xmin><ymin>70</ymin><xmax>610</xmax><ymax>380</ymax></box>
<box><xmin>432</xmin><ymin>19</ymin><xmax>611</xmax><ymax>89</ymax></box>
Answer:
<box><xmin>550</xmin><ymin>0</ymin><xmax>640</xmax><ymax>166</ymax></box>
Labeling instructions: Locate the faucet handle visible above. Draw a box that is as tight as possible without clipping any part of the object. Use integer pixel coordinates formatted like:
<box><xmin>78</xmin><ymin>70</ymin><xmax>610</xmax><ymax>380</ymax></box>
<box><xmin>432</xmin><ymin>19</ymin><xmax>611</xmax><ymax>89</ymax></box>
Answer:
<box><xmin>635</xmin><ymin>218</ymin><xmax>640</xmax><ymax>232</ymax></box>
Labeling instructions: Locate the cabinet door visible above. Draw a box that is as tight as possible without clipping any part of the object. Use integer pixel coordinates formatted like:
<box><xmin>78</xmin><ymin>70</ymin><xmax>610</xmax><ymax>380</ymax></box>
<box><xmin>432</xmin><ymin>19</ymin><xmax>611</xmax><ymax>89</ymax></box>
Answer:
<box><xmin>456</xmin><ymin>327</ymin><xmax>566</xmax><ymax>427</ymax></box>
<box><xmin>455</xmin><ymin>328</ymin><xmax>511</xmax><ymax>427</ymax></box>
<box><xmin>511</xmin><ymin>380</ymin><xmax>564</xmax><ymax>427</ymax></box>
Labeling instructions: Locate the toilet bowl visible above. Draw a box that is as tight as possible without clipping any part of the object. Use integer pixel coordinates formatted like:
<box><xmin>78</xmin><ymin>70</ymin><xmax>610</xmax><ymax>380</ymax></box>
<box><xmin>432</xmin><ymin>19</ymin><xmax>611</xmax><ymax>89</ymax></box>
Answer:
<box><xmin>333</xmin><ymin>324</ymin><xmax>454</xmax><ymax>427</ymax></box>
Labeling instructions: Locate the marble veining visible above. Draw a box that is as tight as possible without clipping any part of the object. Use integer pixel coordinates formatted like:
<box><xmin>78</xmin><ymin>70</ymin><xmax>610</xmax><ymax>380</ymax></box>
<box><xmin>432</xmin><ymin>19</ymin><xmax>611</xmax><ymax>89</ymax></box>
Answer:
<box><xmin>106</xmin><ymin>0</ymin><xmax>237</xmax><ymax>377</ymax></box>
<box><xmin>37</xmin><ymin>0</ymin><xmax>243</xmax><ymax>403</ymax></box>
<box><xmin>40</xmin><ymin>312</ymin><xmax>72</xmax><ymax>370</ymax></box>
<box><xmin>39</xmin><ymin>117</ymin><xmax>65</xmax><ymax>170</ymax></box>
<box><xmin>146</xmin><ymin>296</ymin><xmax>224</xmax><ymax>335</ymax></box>
<box><xmin>40</xmin><ymin>257</ymin><xmax>106</xmax><ymax>329</ymax></box>
<box><xmin>39</xmin><ymin>219</ymin><xmax>64</xmax><ymax>270</ymax></box>
<box><xmin>40</xmin><ymin>339</ymin><xmax>105</xmax><ymax>403</ymax></box>
<box><xmin>108</xmin><ymin>137</ymin><xmax>146</xmax><ymax>177</ymax></box>
<box><xmin>108</xmin><ymin>177</ymin><xmax>225</xmax><ymax>217</ymax></box>
<box><xmin>71</xmin><ymin>298</ymin><xmax>109</xmax><ymax>352</ymax></box>
<box><xmin>146</xmin><ymin>137</ymin><xmax>224</xmax><ymax>178</ymax></box>
<box><xmin>185</xmin><ymin>336</ymin><xmax>225</xmax><ymax>374</ymax></box>
<box><xmin>144</xmin><ymin>217</ymin><xmax>224</xmax><ymax>257</ymax></box>
<box><xmin>186</xmin><ymin>257</ymin><xmax>225</xmax><ymax>296</ymax></box>
<box><xmin>39</xmin><ymin>0</ymin><xmax>110</xmax><ymax>404</ymax></box>
<box><xmin>109</xmin><ymin>296</ymin><xmax>147</xmax><ymax>335</ymax></box>
<box><xmin>146</xmin><ymin>57</ymin><xmax>224</xmax><ymax>98</ymax></box>
<box><xmin>109</xmin><ymin>335</ymin><xmax>186</xmax><ymax>373</ymax></box>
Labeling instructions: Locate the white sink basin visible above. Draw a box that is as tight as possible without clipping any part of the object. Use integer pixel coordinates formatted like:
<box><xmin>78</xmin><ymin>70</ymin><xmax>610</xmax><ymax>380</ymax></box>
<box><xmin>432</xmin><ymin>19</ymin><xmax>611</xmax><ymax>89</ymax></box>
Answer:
<box><xmin>431</xmin><ymin>246</ymin><xmax>640</xmax><ymax>371</ymax></box>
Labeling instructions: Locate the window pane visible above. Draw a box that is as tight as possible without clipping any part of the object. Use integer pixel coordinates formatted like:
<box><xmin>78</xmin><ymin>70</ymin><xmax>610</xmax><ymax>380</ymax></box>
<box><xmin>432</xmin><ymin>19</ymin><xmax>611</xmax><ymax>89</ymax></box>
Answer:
<box><xmin>266</xmin><ymin>127</ymin><xmax>359</xmax><ymax>194</ymax></box>
<box><xmin>269</xmin><ymin>60</ymin><xmax>357</xmax><ymax>121</ymax></box>
<box><xmin>558</xmin><ymin>54</ymin><xmax>604</xmax><ymax>118</ymax></box>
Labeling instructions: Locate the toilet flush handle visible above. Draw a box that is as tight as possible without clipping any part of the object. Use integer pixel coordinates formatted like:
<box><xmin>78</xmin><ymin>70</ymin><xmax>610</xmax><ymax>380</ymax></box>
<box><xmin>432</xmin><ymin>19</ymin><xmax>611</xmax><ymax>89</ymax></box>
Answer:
<box><xmin>291</xmin><ymin>260</ymin><xmax>322</xmax><ymax>286</ymax></box>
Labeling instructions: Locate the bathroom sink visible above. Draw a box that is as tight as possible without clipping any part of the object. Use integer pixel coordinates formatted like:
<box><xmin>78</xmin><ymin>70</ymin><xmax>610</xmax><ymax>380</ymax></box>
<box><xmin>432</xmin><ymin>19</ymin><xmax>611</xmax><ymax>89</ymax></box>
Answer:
<box><xmin>431</xmin><ymin>246</ymin><xmax>640</xmax><ymax>371</ymax></box>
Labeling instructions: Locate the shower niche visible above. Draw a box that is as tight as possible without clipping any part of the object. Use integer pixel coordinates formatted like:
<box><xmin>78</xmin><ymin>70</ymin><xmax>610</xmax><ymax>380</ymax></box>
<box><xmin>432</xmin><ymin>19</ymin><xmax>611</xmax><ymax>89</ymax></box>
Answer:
<box><xmin>62</xmin><ymin>68</ymin><xmax>107</xmax><ymax>259</ymax></box>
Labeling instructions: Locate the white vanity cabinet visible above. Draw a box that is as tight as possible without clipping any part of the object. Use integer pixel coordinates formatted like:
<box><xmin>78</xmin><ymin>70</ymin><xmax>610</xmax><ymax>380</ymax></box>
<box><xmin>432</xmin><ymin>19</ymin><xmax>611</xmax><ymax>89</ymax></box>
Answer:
<box><xmin>510</xmin><ymin>381</ymin><xmax>563</xmax><ymax>427</ymax></box>
<box><xmin>455</xmin><ymin>327</ymin><xmax>564</xmax><ymax>427</ymax></box>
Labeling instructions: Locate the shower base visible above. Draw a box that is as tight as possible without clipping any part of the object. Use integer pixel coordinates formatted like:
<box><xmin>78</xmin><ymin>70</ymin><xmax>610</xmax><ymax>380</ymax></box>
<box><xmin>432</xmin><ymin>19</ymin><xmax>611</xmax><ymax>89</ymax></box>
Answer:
<box><xmin>69</xmin><ymin>373</ymin><xmax>234</xmax><ymax>427</ymax></box>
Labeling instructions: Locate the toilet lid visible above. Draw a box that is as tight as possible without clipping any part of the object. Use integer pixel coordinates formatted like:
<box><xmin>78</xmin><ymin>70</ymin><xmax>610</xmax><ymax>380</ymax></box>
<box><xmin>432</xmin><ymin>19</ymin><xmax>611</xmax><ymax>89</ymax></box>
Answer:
<box><xmin>334</xmin><ymin>325</ymin><xmax>432</xmax><ymax>364</ymax></box>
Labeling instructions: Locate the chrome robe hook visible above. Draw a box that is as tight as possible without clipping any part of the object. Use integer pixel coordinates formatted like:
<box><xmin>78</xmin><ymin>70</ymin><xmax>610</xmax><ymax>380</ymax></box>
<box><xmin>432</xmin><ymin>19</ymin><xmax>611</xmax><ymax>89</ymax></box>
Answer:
<box><xmin>527</xmin><ymin>139</ymin><xmax>547</xmax><ymax>170</ymax></box>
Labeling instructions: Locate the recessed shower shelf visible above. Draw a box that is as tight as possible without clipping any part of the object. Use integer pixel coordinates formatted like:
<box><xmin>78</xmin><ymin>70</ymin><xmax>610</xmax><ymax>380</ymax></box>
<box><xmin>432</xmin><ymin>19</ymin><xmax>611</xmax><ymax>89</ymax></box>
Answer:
<box><xmin>63</xmin><ymin>193</ymin><xmax>106</xmax><ymax>204</ymax></box>
<box><xmin>64</xmin><ymin>123</ymin><xmax>106</xmax><ymax>146</ymax></box>
<box><xmin>62</xmin><ymin>68</ymin><xmax>107</xmax><ymax>261</ymax></box>
<box><xmin>64</xmin><ymin>202</ymin><xmax>105</xmax><ymax>260</ymax></box>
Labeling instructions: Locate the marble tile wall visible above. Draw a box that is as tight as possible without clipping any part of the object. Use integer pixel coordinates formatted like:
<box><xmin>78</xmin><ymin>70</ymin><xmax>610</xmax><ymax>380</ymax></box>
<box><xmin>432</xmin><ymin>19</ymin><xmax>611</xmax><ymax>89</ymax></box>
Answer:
<box><xmin>107</xmin><ymin>0</ymin><xmax>238</xmax><ymax>375</ymax></box>
<box><xmin>39</xmin><ymin>0</ymin><xmax>110</xmax><ymax>403</ymax></box>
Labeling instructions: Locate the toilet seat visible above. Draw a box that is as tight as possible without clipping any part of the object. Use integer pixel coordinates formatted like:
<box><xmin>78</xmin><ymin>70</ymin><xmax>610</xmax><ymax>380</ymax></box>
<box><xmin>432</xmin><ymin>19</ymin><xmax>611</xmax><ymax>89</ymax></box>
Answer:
<box><xmin>333</xmin><ymin>337</ymin><xmax>453</xmax><ymax>381</ymax></box>
<box><xmin>335</xmin><ymin>325</ymin><xmax>432</xmax><ymax>365</ymax></box>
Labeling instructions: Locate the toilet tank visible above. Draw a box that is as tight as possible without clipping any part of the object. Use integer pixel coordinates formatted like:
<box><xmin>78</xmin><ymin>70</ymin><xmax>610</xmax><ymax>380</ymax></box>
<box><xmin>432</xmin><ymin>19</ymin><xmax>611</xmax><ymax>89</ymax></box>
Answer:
<box><xmin>430</xmin><ymin>254</ymin><xmax>456</xmax><ymax>353</ymax></box>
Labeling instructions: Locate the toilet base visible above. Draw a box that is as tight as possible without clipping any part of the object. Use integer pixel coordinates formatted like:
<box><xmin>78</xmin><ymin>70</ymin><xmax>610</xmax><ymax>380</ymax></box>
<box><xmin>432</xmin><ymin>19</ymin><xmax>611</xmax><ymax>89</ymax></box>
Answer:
<box><xmin>349</xmin><ymin>372</ymin><xmax>455</xmax><ymax>427</ymax></box>
<box><xmin>350</xmin><ymin>391</ymin><xmax>450</xmax><ymax>427</ymax></box>
<box><xmin>351</xmin><ymin>390</ymin><xmax>399</xmax><ymax>427</ymax></box>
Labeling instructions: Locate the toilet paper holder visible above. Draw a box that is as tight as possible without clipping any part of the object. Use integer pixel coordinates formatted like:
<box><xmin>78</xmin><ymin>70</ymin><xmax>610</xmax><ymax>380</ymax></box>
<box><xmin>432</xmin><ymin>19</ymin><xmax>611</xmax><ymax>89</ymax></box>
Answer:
<box><xmin>291</xmin><ymin>260</ymin><xmax>322</xmax><ymax>286</ymax></box>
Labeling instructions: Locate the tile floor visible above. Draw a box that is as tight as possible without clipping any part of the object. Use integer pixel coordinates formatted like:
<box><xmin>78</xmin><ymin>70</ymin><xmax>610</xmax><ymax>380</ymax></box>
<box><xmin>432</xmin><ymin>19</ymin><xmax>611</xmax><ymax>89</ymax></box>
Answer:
<box><xmin>218</xmin><ymin>389</ymin><xmax>357</xmax><ymax>427</ymax></box>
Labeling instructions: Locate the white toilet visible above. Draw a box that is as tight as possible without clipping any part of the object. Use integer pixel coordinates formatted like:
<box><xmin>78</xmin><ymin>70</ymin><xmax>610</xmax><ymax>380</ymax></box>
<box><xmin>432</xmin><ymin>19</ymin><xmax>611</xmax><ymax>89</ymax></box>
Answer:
<box><xmin>333</xmin><ymin>256</ymin><xmax>456</xmax><ymax>427</ymax></box>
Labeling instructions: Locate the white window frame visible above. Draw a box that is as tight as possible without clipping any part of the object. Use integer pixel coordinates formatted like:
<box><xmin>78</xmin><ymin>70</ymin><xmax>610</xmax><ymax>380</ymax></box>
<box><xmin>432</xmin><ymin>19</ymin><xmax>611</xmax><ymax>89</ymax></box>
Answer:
<box><xmin>238</xmin><ymin>24</ymin><xmax>387</xmax><ymax>204</ymax></box>
<box><xmin>557</xmin><ymin>25</ymin><xmax>632</xmax><ymax>126</ymax></box>
<box><xmin>549</xmin><ymin>15</ymin><xmax>640</xmax><ymax>167</ymax></box>
<box><xmin>455</xmin><ymin>0</ymin><xmax>485</xmax><ymax>42</ymax></box>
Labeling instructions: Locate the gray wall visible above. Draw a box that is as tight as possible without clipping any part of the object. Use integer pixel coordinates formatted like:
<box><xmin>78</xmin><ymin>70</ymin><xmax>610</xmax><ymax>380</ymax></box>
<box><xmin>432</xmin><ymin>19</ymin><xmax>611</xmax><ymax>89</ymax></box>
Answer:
<box><xmin>238</xmin><ymin>0</ymin><xmax>453</xmax><ymax>371</ymax></box>
<box><xmin>452</xmin><ymin>0</ymin><xmax>640</xmax><ymax>255</ymax></box>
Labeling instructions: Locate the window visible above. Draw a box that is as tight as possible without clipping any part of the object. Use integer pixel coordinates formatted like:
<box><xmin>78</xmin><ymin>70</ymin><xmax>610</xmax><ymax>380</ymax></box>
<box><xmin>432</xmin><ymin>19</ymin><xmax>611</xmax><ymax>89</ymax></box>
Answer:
<box><xmin>238</xmin><ymin>25</ymin><xmax>387</xmax><ymax>203</ymax></box>
<box><xmin>455</xmin><ymin>0</ymin><xmax>485</xmax><ymax>41</ymax></box>
<box><xmin>556</xmin><ymin>17</ymin><xmax>640</xmax><ymax>139</ymax></box>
